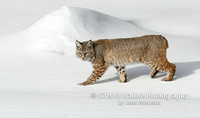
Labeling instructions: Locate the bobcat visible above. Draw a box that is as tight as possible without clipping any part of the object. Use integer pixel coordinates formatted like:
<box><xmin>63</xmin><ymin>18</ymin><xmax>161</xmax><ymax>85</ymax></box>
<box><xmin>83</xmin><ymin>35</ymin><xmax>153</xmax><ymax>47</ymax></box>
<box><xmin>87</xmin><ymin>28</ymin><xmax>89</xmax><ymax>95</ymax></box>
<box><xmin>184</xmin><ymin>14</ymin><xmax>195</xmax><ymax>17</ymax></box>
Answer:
<box><xmin>75</xmin><ymin>35</ymin><xmax>176</xmax><ymax>86</ymax></box>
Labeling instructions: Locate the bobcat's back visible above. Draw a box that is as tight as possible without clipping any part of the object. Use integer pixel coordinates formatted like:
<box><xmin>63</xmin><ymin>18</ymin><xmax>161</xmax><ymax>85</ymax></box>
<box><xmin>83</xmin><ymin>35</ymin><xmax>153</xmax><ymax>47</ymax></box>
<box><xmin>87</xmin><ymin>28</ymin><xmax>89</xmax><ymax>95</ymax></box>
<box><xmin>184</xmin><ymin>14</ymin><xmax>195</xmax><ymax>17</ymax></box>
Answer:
<box><xmin>93</xmin><ymin>35</ymin><xmax>168</xmax><ymax>66</ymax></box>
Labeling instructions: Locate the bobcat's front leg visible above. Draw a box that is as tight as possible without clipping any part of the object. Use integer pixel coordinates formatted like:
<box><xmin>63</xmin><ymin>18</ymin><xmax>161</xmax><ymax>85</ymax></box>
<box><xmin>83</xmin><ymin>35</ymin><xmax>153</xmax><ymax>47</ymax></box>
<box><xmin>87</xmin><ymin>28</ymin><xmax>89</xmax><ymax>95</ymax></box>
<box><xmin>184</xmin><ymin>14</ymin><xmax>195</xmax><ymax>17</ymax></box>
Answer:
<box><xmin>115</xmin><ymin>66</ymin><xmax>127</xmax><ymax>83</ymax></box>
<box><xmin>78</xmin><ymin>58</ymin><xmax>107</xmax><ymax>86</ymax></box>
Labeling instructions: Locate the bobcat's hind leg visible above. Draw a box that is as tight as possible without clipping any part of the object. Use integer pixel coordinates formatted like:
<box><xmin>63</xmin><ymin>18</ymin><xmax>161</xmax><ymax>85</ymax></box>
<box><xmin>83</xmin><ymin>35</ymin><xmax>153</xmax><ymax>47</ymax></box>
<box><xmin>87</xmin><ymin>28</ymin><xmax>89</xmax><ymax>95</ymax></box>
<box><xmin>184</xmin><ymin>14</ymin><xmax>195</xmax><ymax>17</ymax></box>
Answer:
<box><xmin>152</xmin><ymin>59</ymin><xmax>176</xmax><ymax>81</ymax></box>
<box><xmin>115</xmin><ymin>66</ymin><xmax>127</xmax><ymax>83</ymax></box>
<box><xmin>161</xmin><ymin>63</ymin><xmax>176</xmax><ymax>81</ymax></box>
<box><xmin>150</xmin><ymin>69</ymin><xmax>159</xmax><ymax>78</ymax></box>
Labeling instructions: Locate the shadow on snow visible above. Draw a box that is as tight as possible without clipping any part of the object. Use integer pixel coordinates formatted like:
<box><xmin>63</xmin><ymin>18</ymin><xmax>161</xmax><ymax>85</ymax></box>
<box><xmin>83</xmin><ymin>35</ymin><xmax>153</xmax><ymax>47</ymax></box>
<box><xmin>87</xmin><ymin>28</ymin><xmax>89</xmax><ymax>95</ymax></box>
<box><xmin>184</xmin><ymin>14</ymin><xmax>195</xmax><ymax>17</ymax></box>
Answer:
<box><xmin>96</xmin><ymin>61</ymin><xmax>200</xmax><ymax>84</ymax></box>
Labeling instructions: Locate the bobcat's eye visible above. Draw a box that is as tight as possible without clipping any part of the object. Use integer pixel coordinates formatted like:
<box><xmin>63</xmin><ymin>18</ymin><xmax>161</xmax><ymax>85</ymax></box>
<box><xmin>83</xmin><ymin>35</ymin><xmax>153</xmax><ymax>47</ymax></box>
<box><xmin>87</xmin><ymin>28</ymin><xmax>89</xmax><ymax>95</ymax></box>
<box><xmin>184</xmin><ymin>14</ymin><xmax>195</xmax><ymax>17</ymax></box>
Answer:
<box><xmin>78</xmin><ymin>52</ymin><xmax>82</xmax><ymax>56</ymax></box>
<box><xmin>84</xmin><ymin>52</ymin><xmax>89</xmax><ymax>55</ymax></box>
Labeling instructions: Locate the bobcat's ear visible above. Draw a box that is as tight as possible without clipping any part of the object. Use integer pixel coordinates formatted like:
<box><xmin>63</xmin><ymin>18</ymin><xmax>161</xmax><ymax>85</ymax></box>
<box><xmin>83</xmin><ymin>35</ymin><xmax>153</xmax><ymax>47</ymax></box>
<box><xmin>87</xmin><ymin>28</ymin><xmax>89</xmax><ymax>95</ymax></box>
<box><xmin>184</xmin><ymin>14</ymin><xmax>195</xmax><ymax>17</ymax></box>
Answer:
<box><xmin>87</xmin><ymin>40</ymin><xmax>93</xmax><ymax>49</ymax></box>
<box><xmin>76</xmin><ymin>40</ymin><xmax>82</xmax><ymax>48</ymax></box>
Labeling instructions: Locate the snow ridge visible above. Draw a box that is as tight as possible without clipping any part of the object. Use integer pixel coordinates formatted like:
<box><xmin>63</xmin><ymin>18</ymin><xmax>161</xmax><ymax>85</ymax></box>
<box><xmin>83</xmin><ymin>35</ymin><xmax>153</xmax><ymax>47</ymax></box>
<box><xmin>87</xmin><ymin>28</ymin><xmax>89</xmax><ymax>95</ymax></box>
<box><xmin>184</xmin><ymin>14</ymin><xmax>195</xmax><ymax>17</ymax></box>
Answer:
<box><xmin>26</xmin><ymin>6</ymin><xmax>149</xmax><ymax>54</ymax></box>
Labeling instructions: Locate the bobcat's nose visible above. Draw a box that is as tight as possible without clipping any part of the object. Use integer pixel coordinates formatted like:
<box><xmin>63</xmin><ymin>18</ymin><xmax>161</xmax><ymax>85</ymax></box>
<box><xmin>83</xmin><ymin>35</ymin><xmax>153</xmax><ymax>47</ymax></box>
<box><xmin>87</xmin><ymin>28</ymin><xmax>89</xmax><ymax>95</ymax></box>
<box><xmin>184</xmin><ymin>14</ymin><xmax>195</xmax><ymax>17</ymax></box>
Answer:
<box><xmin>81</xmin><ymin>56</ymin><xmax>86</xmax><ymax>61</ymax></box>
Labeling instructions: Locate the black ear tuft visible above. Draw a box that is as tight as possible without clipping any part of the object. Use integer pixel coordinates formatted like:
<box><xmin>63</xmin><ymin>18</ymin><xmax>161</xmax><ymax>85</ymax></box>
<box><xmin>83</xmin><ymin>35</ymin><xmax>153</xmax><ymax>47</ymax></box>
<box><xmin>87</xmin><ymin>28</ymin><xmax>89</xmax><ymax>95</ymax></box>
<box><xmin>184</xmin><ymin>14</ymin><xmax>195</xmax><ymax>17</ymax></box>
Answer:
<box><xmin>87</xmin><ymin>40</ymin><xmax>93</xmax><ymax>49</ymax></box>
<box><xmin>76</xmin><ymin>40</ymin><xmax>82</xmax><ymax>48</ymax></box>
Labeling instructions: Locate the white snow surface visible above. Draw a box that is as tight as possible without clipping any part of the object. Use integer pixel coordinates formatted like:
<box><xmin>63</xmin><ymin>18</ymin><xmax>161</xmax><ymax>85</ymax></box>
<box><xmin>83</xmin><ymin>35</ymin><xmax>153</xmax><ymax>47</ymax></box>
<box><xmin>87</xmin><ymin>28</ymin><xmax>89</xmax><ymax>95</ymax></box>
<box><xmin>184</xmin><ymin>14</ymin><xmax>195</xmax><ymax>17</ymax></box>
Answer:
<box><xmin>135</xmin><ymin>10</ymin><xmax>200</xmax><ymax>38</ymax></box>
<box><xmin>25</xmin><ymin>6</ymin><xmax>151</xmax><ymax>54</ymax></box>
<box><xmin>0</xmin><ymin>0</ymin><xmax>200</xmax><ymax>118</ymax></box>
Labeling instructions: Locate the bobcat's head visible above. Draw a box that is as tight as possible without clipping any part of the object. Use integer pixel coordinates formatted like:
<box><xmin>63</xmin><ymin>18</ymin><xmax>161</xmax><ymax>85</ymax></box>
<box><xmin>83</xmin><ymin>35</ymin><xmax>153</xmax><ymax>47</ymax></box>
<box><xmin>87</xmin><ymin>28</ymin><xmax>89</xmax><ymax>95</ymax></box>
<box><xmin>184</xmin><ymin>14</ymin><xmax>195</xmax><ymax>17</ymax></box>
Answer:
<box><xmin>75</xmin><ymin>40</ymin><xmax>95</xmax><ymax>62</ymax></box>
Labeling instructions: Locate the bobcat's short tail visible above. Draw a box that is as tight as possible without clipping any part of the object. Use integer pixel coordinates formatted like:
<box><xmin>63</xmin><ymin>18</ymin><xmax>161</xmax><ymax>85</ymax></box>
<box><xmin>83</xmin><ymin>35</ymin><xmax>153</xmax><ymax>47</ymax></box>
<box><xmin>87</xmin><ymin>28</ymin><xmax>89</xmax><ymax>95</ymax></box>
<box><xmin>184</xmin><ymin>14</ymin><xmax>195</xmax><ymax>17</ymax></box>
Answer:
<box><xmin>160</xmin><ymin>35</ymin><xmax>169</xmax><ymax>49</ymax></box>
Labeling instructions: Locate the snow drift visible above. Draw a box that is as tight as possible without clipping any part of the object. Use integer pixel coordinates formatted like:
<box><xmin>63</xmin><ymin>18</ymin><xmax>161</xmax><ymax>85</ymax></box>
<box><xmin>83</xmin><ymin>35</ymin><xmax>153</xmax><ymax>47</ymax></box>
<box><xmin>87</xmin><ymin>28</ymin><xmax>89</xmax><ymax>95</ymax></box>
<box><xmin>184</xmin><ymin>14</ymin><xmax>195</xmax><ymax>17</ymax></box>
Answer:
<box><xmin>26</xmin><ymin>6</ymin><xmax>150</xmax><ymax>54</ymax></box>
<box><xmin>134</xmin><ymin>10</ymin><xmax>200</xmax><ymax>38</ymax></box>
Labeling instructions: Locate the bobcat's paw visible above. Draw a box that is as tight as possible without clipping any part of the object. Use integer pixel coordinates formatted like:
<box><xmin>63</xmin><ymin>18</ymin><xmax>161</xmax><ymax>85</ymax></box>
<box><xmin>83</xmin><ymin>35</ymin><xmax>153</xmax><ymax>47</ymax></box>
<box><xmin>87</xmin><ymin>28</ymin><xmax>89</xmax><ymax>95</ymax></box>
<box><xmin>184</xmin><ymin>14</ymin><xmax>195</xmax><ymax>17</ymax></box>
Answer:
<box><xmin>150</xmin><ymin>70</ymin><xmax>159</xmax><ymax>78</ymax></box>
<box><xmin>78</xmin><ymin>81</ymin><xmax>94</xmax><ymax>86</ymax></box>
<box><xmin>117</xmin><ymin>79</ymin><xmax>127</xmax><ymax>83</ymax></box>
<box><xmin>150</xmin><ymin>73</ymin><xmax>156</xmax><ymax>78</ymax></box>
<box><xmin>161</xmin><ymin>77</ymin><xmax>172</xmax><ymax>81</ymax></box>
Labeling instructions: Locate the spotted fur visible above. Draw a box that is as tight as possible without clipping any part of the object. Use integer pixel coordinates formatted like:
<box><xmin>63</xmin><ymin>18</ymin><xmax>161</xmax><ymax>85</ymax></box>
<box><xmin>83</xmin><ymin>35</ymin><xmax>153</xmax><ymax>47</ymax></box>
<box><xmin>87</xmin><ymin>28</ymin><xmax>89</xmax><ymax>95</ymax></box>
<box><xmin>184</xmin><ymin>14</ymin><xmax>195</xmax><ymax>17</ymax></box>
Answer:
<box><xmin>76</xmin><ymin>35</ymin><xmax>176</xmax><ymax>86</ymax></box>
<box><xmin>115</xmin><ymin>66</ymin><xmax>127</xmax><ymax>83</ymax></box>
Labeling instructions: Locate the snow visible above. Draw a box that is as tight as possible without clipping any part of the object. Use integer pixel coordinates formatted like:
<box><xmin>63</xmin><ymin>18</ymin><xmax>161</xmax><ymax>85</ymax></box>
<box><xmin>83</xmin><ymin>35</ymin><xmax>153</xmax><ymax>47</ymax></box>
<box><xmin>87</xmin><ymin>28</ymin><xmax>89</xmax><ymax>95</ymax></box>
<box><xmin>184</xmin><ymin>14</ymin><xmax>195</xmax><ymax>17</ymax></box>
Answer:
<box><xmin>134</xmin><ymin>10</ymin><xmax>200</xmax><ymax>38</ymax></box>
<box><xmin>25</xmin><ymin>6</ymin><xmax>150</xmax><ymax>54</ymax></box>
<box><xmin>0</xmin><ymin>0</ymin><xmax>200</xmax><ymax>118</ymax></box>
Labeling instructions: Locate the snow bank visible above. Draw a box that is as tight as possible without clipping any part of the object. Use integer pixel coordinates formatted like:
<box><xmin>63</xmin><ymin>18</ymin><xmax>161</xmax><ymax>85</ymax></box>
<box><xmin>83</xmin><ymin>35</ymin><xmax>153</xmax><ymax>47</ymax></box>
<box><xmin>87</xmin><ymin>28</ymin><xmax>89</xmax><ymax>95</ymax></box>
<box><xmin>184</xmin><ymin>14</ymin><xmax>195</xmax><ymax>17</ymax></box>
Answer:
<box><xmin>135</xmin><ymin>10</ymin><xmax>200</xmax><ymax>38</ymax></box>
<box><xmin>26</xmin><ymin>6</ymin><xmax>149</xmax><ymax>54</ymax></box>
